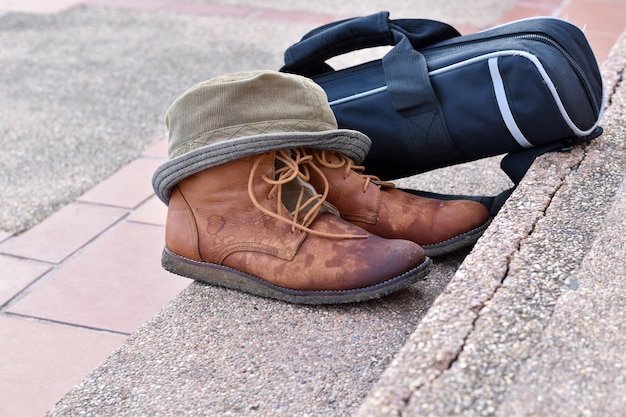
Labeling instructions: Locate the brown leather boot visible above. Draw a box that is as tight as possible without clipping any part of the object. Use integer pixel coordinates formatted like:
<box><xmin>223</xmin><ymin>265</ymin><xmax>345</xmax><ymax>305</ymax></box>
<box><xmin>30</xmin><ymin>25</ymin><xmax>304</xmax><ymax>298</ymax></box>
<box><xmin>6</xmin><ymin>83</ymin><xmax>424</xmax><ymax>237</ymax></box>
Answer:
<box><xmin>307</xmin><ymin>150</ymin><xmax>491</xmax><ymax>257</ymax></box>
<box><xmin>163</xmin><ymin>149</ymin><xmax>430</xmax><ymax>304</ymax></box>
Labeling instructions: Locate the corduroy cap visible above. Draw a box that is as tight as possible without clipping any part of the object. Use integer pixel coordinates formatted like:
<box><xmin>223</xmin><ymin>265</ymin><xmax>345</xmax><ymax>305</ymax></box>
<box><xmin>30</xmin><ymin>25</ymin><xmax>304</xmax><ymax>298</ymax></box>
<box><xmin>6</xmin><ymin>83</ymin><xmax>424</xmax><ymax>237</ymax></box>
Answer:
<box><xmin>152</xmin><ymin>70</ymin><xmax>371</xmax><ymax>204</ymax></box>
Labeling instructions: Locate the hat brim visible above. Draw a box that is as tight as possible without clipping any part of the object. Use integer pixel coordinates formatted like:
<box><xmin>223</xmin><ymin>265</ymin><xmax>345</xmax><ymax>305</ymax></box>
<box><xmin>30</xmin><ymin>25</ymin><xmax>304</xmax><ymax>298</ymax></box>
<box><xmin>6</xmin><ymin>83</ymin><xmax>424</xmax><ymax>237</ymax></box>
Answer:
<box><xmin>152</xmin><ymin>129</ymin><xmax>371</xmax><ymax>204</ymax></box>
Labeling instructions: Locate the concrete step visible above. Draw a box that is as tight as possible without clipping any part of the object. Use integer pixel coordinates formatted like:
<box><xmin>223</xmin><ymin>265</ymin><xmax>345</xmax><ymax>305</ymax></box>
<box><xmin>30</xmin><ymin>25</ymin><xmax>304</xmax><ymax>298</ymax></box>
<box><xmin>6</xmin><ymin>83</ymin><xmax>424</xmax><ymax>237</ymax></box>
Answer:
<box><xmin>358</xmin><ymin>31</ymin><xmax>626</xmax><ymax>416</ymax></box>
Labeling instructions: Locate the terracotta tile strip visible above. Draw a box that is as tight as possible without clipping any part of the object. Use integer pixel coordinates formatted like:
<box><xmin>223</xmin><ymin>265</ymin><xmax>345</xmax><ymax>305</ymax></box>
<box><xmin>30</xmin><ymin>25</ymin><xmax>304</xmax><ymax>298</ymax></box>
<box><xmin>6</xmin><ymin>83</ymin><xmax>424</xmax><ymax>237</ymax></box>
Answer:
<box><xmin>77</xmin><ymin>157</ymin><xmax>164</xmax><ymax>209</ymax></box>
<box><xmin>0</xmin><ymin>0</ymin><xmax>82</xmax><ymax>14</ymax></box>
<box><xmin>0</xmin><ymin>315</ymin><xmax>126</xmax><ymax>417</ymax></box>
<box><xmin>0</xmin><ymin>203</ymin><xmax>127</xmax><ymax>264</ymax></box>
<box><xmin>0</xmin><ymin>0</ymin><xmax>622</xmax><ymax>415</ymax></box>
<box><xmin>127</xmin><ymin>196</ymin><xmax>167</xmax><ymax>226</ymax></box>
<box><xmin>7</xmin><ymin>221</ymin><xmax>189</xmax><ymax>334</ymax></box>
<box><xmin>162</xmin><ymin>1</ymin><xmax>255</xmax><ymax>18</ymax></box>
<box><xmin>0</xmin><ymin>230</ymin><xmax>12</xmax><ymax>244</ymax></box>
<box><xmin>141</xmin><ymin>138</ymin><xmax>168</xmax><ymax>159</ymax></box>
<box><xmin>0</xmin><ymin>255</ymin><xmax>51</xmax><ymax>306</ymax></box>
<box><xmin>83</xmin><ymin>0</ymin><xmax>176</xmax><ymax>11</ymax></box>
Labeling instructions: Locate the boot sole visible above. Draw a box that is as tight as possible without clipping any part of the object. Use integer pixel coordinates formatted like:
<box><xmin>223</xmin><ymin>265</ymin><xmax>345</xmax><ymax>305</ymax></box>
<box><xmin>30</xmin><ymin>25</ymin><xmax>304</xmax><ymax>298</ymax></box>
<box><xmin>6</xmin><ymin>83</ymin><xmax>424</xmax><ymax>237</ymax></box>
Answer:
<box><xmin>161</xmin><ymin>247</ymin><xmax>431</xmax><ymax>305</ymax></box>
<box><xmin>422</xmin><ymin>219</ymin><xmax>491</xmax><ymax>257</ymax></box>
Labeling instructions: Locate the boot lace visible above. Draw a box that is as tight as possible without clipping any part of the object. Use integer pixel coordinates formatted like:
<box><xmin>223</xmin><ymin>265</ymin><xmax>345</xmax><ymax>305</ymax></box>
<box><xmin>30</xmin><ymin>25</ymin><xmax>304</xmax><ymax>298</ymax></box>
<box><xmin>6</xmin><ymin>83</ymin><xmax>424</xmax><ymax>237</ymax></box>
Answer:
<box><xmin>312</xmin><ymin>150</ymin><xmax>396</xmax><ymax>192</ymax></box>
<box><xmin>248</xmin><ymin>149</ymin><xmax>366</xmax><ymax>239</ymax></box>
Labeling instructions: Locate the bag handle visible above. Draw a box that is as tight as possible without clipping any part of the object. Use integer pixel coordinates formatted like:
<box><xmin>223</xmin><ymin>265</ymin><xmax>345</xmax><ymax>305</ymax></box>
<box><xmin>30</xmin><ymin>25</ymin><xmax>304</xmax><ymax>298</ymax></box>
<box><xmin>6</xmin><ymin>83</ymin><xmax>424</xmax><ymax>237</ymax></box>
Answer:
<box><xmin>284</xmin><ymin>11</ymin><xmax>460</xmax><ymax>166</ymax></box>
<box><xmin>282</xmin><ymin>11</ymin><xmax>460</xmax><ymax>75</ymax></box>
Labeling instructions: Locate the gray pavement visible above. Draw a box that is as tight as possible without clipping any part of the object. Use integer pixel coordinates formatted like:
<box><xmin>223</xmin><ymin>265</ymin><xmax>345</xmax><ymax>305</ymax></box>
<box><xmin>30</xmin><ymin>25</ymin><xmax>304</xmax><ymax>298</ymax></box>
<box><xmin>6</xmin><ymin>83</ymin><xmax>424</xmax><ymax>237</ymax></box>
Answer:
<box><xmin>1</xmin><ymin>1</ymin><xmax>624</xmax><ymax>416</ymax></box>
<box><xmin>0</xmin><ymin>5</ymin><xmax>287</xmax><ymax>233</ymax></box>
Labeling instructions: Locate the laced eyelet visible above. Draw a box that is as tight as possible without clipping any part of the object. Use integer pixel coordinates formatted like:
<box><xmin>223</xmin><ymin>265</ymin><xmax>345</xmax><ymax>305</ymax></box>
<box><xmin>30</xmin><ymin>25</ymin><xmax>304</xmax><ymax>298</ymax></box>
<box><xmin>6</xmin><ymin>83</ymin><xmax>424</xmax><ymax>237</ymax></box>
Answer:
<box><xmin>247</xmin><ymin>149</ymin><xmax>366</xmax><ymax>240</ymax></box>
<box><xmin>312</xmin><ymin>150</ymin><xmax>396</xmax><ymax>194</ymax></box>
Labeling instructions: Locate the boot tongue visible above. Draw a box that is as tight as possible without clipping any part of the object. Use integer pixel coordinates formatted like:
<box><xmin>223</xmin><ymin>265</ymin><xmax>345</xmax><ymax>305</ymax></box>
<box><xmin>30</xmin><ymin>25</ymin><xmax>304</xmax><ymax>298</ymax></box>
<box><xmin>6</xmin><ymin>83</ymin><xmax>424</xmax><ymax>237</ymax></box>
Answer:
<box><xmin>281</xmin><ymin>176</ymin><xmax>340</xmax><ymax>217</ymax></box>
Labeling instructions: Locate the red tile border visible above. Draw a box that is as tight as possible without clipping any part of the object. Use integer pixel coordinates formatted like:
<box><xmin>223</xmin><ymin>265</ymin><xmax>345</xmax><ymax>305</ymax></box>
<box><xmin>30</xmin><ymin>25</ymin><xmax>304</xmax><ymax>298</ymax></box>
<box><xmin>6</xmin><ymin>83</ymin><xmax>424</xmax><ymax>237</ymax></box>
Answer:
<box><xmin>454</xmin><ymin>25</ymin><xmax>483</xmax><ymax>36</ymax></box>
<box><xmin>7</xmin><ymin>221</ymin><xmax>189</xmax><ymax>334</ymax></box>
<box><xmin>557</xmin><ymin>0</ymin><xmax>626</xmax><ymax>62</ymax></box>
<box><xmin>0</xmin><ymin>255</ymin><xmax>52</xmax><ymax>306</ymax></box>
<box><xmin>0</xmin><ymin>230</ymin><xmax>12</xmax><ymax>244</ymax></box>
<box><xmin>0</xmin><ymin>203</ymin><xmax>127</xmax><ymax>264</ymax></box>
<box><xmin>523</xmin><ymin>0</ymin><xmax>564</xmax><ymax>7</ymax></box>
<box><xmin>586</xmin><ymin>32</ymin><xmax>622</xmax><ymax>63</ymax></box>
<box><xmin>557</xmin><ymin>0</ymin><xmax>626</xmax><ymax>34</ymax></box>
<box><xmin>141</xmin><ymin>138</ymin><xmax>168</xmax><ymax>159</ymax></box>
<box><xmin>127</xmin><ymin>196</ymin><xmax>167</xmax><ymax>226</ymax></box>
<box><xmin>82</xmin><ymin>0</ymin><xmax>175</xmax><ymax>10</ymax></box>
<box><xmin>0</xmin><ymin>0</ymin><xmax>82</xmax><ymax>14</ymax></box>
<box><xmin>163</xmin><ymin>1</ymin><xmax>254</xmax><ymax>18</ymax></box>
<box><xmin>0</xmin><ymin>315</ymin><xmax>126</xmax><ymax>417</ymax></box>
<box><xmin>0</xmin><ymin>0</ymin><xmax>623</xmax><ymax>415</ymax></box>
<box><xmin>77</xmin><ymin>157</ymin><xmax>163</xmax><ymax>209</ymax></box>
<box><xmin>498</xmin><ymin>4</ymin><xmax>556</xmax><ymax>23</ymax></box>
<box><xmin>493</xmin><ymin>0</ymin><xmax>623</xmax><ymax>63</ymax></box>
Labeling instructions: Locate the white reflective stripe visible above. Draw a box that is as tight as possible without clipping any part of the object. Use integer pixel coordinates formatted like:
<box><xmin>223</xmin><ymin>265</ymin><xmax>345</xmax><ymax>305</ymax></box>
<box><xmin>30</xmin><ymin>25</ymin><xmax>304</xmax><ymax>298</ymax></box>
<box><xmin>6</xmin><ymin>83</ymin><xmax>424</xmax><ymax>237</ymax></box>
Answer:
<box><xmin>516</xmin><ymin>51</ymin><xmax>598</xmax><ymax>137</ymax></box>
<box><xmin>328</xmin><ymin>86</ymin><xmax>387</xmax><ymax>106</ymax></box>
<box><xmin>330</xmin><ymin>49</ymin><xmax>601</xmax><ymax>138</ymax></box>
<box><xmin>430</xmin><ymin>50</ymin><xmax>598</xmax><ymax>137</ymax></box>
<box><xmin>488</xmin><ymin>57</ymin><xmax>534</xmax><ymax>148</ymax></box>
<box><xmin>428</xmin><ymin>52</ymin><xmax>514</xmax><ymax>76</ymax></box>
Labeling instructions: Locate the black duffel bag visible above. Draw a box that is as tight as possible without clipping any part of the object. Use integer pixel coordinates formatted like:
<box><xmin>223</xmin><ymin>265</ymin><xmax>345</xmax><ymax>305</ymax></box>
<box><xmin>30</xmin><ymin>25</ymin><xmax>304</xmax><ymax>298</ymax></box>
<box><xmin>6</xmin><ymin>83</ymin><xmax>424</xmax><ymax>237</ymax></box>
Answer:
<box><xmin>280</xmin><ymin>11</ymin><xmax>604</xmax><ymax>183</ymax></box>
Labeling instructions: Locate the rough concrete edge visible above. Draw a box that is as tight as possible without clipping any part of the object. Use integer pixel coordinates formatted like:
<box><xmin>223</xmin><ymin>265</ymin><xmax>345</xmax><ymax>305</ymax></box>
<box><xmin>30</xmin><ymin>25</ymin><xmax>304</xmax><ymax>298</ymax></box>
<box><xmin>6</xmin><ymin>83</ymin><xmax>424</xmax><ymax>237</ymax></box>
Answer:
<box><xmin>493</xmin><ymin>148</ymin><xmax>626</xmax><ymax>414</ymax></box>
<box><xmin>355</xmin><ymin>30</ymin><xmax>626</xmax><ymax>417</ymax></box>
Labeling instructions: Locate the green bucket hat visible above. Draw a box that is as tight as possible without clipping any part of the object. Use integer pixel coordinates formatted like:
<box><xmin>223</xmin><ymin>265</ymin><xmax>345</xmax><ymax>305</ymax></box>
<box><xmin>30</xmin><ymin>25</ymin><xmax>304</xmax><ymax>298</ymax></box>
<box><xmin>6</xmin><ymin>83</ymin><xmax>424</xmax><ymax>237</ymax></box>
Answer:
<box><xmin>152</xmin><ymin>70</ymin><xmax>371</xmax><ymax>204</ymax></box>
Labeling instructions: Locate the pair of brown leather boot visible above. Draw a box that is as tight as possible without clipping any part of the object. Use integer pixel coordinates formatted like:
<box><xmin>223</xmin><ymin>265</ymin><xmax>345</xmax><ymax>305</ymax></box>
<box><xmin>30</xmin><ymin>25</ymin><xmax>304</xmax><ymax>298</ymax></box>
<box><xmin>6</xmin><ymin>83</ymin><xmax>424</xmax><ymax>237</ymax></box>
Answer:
<box><xmin>152</xmin><ymin>71</ymin><xmax>489</xmax><ymax>304</ymax></box>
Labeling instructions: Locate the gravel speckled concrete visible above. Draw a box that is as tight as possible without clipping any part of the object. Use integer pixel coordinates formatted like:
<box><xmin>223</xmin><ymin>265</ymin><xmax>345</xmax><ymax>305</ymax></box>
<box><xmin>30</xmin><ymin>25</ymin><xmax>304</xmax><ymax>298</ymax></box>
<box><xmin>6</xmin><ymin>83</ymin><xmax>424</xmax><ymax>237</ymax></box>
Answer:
<box><xmin>0</xmin><ymin>6</ymin><xmax>312</xmax><ymax>233</ymax></box>
<box><xmin>497</xmin><ymin>172</ymin><xmax>626</xmax><ymax>417</ymax></box>
<box><xmin>48</xmin><ymin>252</ymin><xmax>466</xmax><ymax>416</ymax></box>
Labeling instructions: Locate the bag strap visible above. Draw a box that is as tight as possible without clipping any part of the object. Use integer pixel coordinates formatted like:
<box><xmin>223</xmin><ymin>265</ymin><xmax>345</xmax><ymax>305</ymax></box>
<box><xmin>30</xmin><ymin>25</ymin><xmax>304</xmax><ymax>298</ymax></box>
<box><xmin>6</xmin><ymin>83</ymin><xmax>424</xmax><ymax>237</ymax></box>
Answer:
<box><xmin>399</xmin><ymin>146</ymin><xmax>551</xmax><ymax>217</ymax></box>
<box><xmin>381</xmin><ymin>33</ymin><xmax>458</xmax><ymax>160</ymax></box>
<box><xmin>281</xmin><ymin>11</ymin><xmax>460</xmax><ymax>76</ymax></box>
<box><xmin>402</xmin><ymin>127</ymin><xmax>603</xmax><ymax>216</ymax></box>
